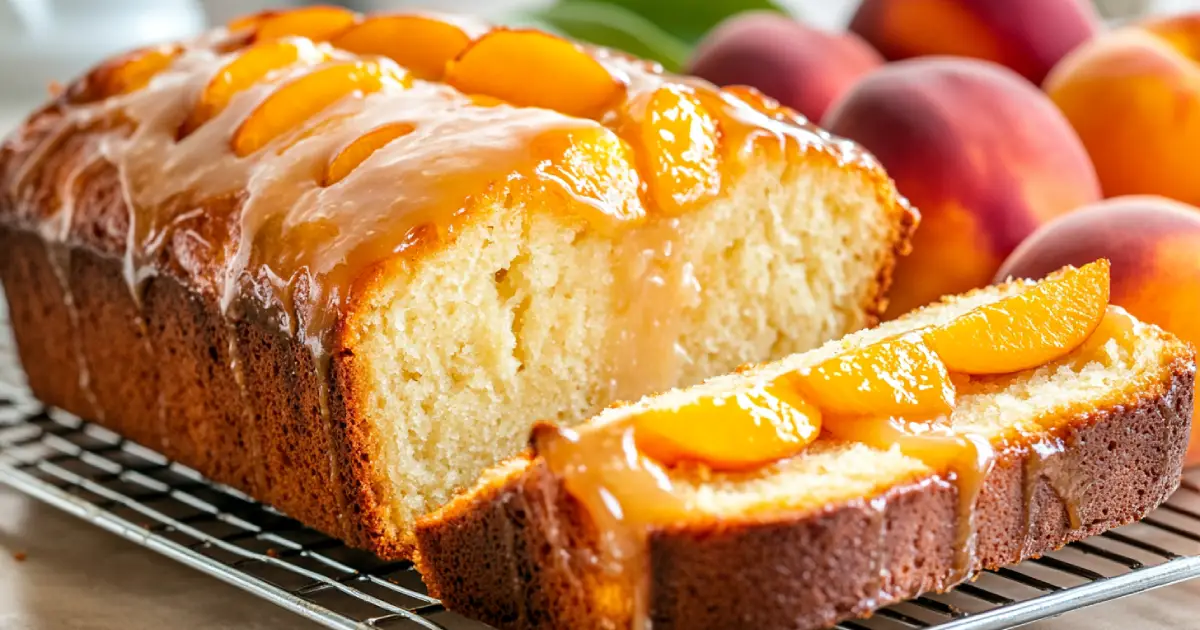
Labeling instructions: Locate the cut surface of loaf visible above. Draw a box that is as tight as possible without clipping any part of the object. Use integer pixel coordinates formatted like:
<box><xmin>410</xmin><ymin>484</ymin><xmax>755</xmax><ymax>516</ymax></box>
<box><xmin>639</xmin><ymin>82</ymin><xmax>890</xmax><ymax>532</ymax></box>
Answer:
<box><xmin>0</xmin><ymin>9</ymin><xmax>912</xmax><ymax>558</ymax></box>
<box><xmin>414</xmin><ymin>277</ymin><xmax>1196</xmax><ymax>630</ymax></box>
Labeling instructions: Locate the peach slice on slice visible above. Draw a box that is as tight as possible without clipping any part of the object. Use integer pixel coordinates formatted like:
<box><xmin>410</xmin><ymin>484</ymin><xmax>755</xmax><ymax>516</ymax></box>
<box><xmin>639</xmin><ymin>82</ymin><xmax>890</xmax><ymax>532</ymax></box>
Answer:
<box><xmin>251</xmin><ymin>5</ymin><xmax>358</xmax><ymax>42</ymax></box>
<box><xmin>444</xmin><ymin>28</ymin><xmax>624</xmax><ymax>118</ymax></box>
<box><xmin>184</xmin><ymin>39</ymin><xmax>329</xmax><ymax>135</ymax></box>
<box><xmin>232</xmin><ymin>61</ymin><xmax>407</xmax><ymax>157</ymax></box>
<box><xmin>786</xmin><ymin>335</ymin><xmax>956</xmax><ymax>418</ymax></box>
<box><xmin>323</xmin><ymin>121</ymin><xmax>416</xmax><ymax>186</ymax></box>
<box><xmin>925</xmin><ymin>260</ymin><xmax>1111</xmax><ymax>374</ymax></box>
<box><xmin>332</xmin><ymin>14</ymin><xmax>474</xmax><ymax>80</ymax></box>
<box><xmin>639</xmin><ymin>85</ymin><xmax>722</xmax><ymax>215</ymax></box>
<box><xmin>633</xmin><ymin>382</ymin><xmax>821</xmax><ymax>471</ymax></box>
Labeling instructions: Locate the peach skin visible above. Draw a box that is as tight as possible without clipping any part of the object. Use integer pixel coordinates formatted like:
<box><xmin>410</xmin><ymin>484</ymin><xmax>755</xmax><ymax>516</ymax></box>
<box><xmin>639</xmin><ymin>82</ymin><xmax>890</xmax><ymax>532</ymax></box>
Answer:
<box><xmin>687</xmin><ymin>11</ymin><xmax>883</xmax><ymax>122</ymax></box>
<box><xmin>1045</xmin><ymin>15</ymin><xmax>1200</xmax><ymax>206</ymax></box>
<box><xmin>850</xmin><ymin>0</ymin><xmax>1100</xmax><ymax>84</ymax></box>
<box><xmin>822</xmin><ymin>58</ymin><xmax>1101</xmax><ymax>317</ymax></box>
<box><xmin>996</xmin><ymin>196</ymin><xmax>1200</xmax><ymax>463</ymax></box>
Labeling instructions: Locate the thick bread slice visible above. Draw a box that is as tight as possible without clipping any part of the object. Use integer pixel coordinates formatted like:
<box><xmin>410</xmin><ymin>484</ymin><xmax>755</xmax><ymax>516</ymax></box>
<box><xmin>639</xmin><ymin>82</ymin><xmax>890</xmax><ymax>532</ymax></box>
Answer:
<box><xmin>414</xmin><ymin>279</ymin><xmax>1196</xmax><ymax>630</ymax></box>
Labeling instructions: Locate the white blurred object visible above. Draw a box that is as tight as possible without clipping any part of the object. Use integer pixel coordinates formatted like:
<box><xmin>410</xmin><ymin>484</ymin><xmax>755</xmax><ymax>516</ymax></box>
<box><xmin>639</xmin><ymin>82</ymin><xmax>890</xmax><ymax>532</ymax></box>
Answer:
<box><xmin>0</xmin><ymin>0</ymin><xmax>205</xmax><ymax>108</ymax></box>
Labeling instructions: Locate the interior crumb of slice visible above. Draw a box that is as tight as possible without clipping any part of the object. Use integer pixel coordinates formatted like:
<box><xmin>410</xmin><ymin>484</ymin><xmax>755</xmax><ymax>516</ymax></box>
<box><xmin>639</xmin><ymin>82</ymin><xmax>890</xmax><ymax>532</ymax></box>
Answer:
<box><xmin>354</xmin><ymin>154</ymin><xmax>901</xmax><ymax>536</ymax></box>
<box><xmin>581</xmin><ymin>280</ymin><xmax>1187</xmax><ymax>519</ymax></box>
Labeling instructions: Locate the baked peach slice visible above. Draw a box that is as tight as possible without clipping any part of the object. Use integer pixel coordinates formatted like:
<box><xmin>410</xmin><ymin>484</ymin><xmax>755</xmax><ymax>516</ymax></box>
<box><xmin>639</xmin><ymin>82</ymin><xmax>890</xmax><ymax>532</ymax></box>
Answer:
<box><xmin>787</xmin><ymin>335</ymin><xmax>956</xmax><ymax>418</ymax></box>
<box><xmin>72</xmin><ymin>45</ymin><xmax>181</xmax><ymax>101</ymax></box>
<box><xmin>184</xmin><ymin>39</ymin><xmax>329</xmax><ymax>135</ymax></box>
<box><xmin>250</xmin><ymin>5</ymin><xmax>358</xmax><ymax>42</ymax></box>
<box><xmin>633</xmin><ymin>383</ymin><xmax>822</xmax><ymax>471</ymax></box>
<box><xmin>323</xmin><ymin>121</ymin><xmax>416</xmax><ymax>186</ymax></box>
<box><xmin>444</xmin><ymin>28</ymin><xmax>624</xmax><ymax>118</ymax></box>
<box><xmin>332</xmin><ymin>14</ymin><xmax>475</xmax><ymax>80</ymax></box>
<box><xmin>232</xmin><ymin>61</ymin><xmax>408</xmax><ymax>157</ymax></box>
<box><xmin>638</xmin><ymin>85</ymin><xmax>722</xmax><ymax>215</ymax></box>
<box><xmin>925</xmin><ymin>260</ymin><xmax>1111</xmax><ymax>374</ymax></box>
<box><xmin>530</xmin><ymin>125</ymin><xmax>645</xmax><ymax>227</ymax></box>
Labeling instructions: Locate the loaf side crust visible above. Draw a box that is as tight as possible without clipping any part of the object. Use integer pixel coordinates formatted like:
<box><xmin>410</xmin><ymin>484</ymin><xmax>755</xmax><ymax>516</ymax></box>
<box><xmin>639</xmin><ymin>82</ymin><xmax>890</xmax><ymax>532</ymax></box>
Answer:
<box><xmin>0</xmin><ymin>227</ymin><xmax>411</xmax><ymax>557</ymax></box>
<box><xmin>414</xmin><ymin>358</ymin><xmax>1195</xmax><ymax>630</ymax></box>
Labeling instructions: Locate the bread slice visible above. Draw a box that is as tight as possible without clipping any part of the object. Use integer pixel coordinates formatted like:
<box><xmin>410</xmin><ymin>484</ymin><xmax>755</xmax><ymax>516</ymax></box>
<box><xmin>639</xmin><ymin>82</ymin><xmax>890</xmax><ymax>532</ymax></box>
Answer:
<box><xmin>0</xmin><ymin>12</ymin><xmax>912</xmax><ymax>558</ymax></box>
<box><xmin>414</xmin><ymin>277</ymin><xmax>1196</xmax><ymax>630</ymax></box>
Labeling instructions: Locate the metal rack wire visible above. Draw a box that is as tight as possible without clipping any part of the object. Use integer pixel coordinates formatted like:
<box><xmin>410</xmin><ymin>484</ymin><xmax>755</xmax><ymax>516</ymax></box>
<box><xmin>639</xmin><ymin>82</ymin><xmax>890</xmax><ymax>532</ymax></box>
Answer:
<box><xmin>3</xmin><ymin>325</ymin><xmax>1200</xmax><ymax>629</ymax></box>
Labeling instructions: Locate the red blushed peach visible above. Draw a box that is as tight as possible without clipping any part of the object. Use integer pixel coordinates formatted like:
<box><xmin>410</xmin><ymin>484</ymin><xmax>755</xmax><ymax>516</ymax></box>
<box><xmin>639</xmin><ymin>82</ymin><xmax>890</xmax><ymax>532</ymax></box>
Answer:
<box><xmin>996</xmin><ymin>196</ymin><xmax>1200</xmax><ymax>463</ymax></box>
<box><xmin>688</xmin><ymin>11</ymin><xmax>883</xmax><ymax>122</ymax></box>
<box><xmin>850</xmin><ymin>0</ymin><xmax>1100</xmax><ymax>84</ymax></box>
<box><xmin>822</xmin><ymin>58</ymin><xmax>1101</xmax><ymax>317</ymax></box>
<box><xmin>1045</xmin><ymin>15</ymin><xmax>1200</xmax><ymax>206</ymax></box>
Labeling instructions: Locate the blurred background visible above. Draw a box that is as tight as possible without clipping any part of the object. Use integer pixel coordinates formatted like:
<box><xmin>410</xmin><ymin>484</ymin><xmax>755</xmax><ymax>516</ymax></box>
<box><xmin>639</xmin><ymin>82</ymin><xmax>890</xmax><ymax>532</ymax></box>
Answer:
<box><xmin>0</xmin><ymin>0</ymin><xmax>1196</xmax><ymax>118</ymax></box>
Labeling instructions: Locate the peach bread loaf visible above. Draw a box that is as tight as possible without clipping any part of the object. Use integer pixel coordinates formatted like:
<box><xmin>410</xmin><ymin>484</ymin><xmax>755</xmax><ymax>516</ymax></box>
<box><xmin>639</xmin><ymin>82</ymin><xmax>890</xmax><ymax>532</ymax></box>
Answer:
<box><xmin>0</xmin><ymin>7</ymin><xmax>913</xmax><ymax>558</ymax></box>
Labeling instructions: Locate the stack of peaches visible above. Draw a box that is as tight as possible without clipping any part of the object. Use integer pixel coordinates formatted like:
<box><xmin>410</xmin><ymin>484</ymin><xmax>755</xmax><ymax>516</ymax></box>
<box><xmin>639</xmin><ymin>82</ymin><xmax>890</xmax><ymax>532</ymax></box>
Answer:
<box><xmin>689</xmin><ymin>0</ymin><xmax>1200</xmax><ymax>460</ymax></box>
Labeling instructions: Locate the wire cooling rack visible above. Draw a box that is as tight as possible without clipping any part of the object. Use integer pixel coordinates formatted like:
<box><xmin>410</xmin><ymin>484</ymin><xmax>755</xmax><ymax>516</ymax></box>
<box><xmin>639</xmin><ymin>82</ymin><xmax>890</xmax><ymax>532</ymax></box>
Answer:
<box><xmin>3</xmin><ymin>322</ymin><xmax>1200</xmax><ymax>629</ymax></box>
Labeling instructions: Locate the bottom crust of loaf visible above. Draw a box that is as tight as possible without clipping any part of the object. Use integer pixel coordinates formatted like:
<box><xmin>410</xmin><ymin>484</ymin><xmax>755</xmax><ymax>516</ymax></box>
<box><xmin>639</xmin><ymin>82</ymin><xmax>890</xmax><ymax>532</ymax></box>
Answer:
<box><xmin>414</xmin><ymin>361</ymin><xmax>1193</xmax><ymax>630</ymax></box>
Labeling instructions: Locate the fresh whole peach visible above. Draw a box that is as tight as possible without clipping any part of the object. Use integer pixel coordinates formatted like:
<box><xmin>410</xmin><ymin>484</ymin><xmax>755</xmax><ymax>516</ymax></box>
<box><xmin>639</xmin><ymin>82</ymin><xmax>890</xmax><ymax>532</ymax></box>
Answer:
<box><xmin>688</xmin><ymin>11</ymin><xmax>883</xmax><ymax>122</ymax></box>
<box><xmin>822</xmin><ymin>58</ymin><xmax>1102</xmax><ymax>317</ymax></box>
<box><xmin>850</xmin><ymin>0</ymin><xmax>1100</xmax><ymax>84</ymax></box>
<box><xmin>1045</xmin><ymin>15</ymin><xmax>1200</xmax><ymax>206</ymax></box>
<box><xmin>995</xmin><ymin>196</ymin><xmax>1200</xmax><ymax>463</ymax></box>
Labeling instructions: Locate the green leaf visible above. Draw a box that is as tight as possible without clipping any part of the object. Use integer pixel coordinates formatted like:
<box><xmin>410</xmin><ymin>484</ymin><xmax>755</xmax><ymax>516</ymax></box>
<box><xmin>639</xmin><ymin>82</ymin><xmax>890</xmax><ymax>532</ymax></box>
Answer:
<box><xmin>513</xmin><ymin>2</ymin><xmax>691</xmax><ymax>72</ymax></box>
<box><xmin>584</xmin><ymin>0</ymin><xmax>788</xmax><ymax>46</ymax></box>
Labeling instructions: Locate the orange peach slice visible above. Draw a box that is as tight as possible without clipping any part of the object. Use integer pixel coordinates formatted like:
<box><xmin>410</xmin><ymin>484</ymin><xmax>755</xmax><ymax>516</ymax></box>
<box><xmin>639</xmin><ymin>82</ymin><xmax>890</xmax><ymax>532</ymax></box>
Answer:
<box><xmin>925</xmin><ymin>260</ymin><xmax>1111</xmax><ymax>374</ymax></box>
<box><xmin>226</xmin><ymin>10</ymin><xmax>277</xmax><ymax>33</ymax></box>
<box><xmin>252</xmin><ymin>5</ymin><xmax>358</xmax><ymax>42</ymax></box>
<box><xmin>332</xmin><ymin>14</ymin><xmax>473</xmax><ymax>80</ymax></box>
<box><xmin>323</xmin><ymin>121</ymin><xmax>416</xmax><ymax>186</ymax></box>
<box><xmin>74</xmin><ymin>45</ymin><xmax>181</xmax><ymax>101</ymax></box>
<box><xmin>633</xmin><ymin>383</ymin><xmax>821</xmax><ymax>471</ymax></box>
<box><xmin>787</xmin><ymin>336</ymin><xmax>956</xmax><ymax>418</ymax></box>
<box><xmin>232</xmin><ymin>61</ymin><xmax>407</xmax><ymax>157</ymax></box>
<box><xmin>639</xmin><ymin>85</ymin><xmax>722</xmax><ymax>215</ymax></box>
<box><xmin>184</xmin><ymin>39</ymin><xmax>329</xmax><ymax>135</ymax></box>
<box><xmin>531</xmin><ymin>126</ymin><xmax>645</xmax><ymax>226</ymax></box>
<box><xmin>444</xmin><ymin>28</ymin><xmax>623</xmax><ymax>118</ymax></box>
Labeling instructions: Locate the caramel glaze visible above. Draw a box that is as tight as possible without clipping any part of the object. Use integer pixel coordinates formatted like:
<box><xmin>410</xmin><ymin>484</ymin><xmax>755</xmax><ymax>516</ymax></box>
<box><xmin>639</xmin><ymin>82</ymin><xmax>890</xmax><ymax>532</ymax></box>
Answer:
<box><xmin>531</xmin><ymin>305</ymin><xmax>1142</xmax><ymax>629</ymax></box>
<box><xmin>0</xmin><ymin>15</ymin><xmax>888</xmax><ymax>534</ymax></box>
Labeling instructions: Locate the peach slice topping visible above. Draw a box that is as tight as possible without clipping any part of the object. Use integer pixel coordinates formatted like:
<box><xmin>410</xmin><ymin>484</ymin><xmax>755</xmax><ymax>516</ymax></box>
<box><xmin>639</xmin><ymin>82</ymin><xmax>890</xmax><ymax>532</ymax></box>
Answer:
<box><xmin>787</xmin><ymin>335</ymin><xmax>956</xmax><ymax>418</ymax></box>
<box><xmin>531</xmin><ymin>126</ymin><xmax>646</xmax><ymax>226</ymax></box>
<box><xmin>724</xmin><ymin>85</ymin><xmax>791</xmax><ymax>120</ymax></box>
<box><xmin>332</xmin><ymin>14</ymin><xmax>473</xmax><ymax>80</ymax></box>
<box><xmin>323</xmin><ymin>121</ymin><xmax>416</xmax><ymax>186</ymax></box>
<box><xmin>444</xmin><ymin>29</ymin><xmax>624</xmax><ymax>118</ymax></box>
<box><xmin>633</xmin><ymin>383</ymin><xmax>822</xmax><ymax>471</ymax></box>
<box><xmin>925</xmin><ymin>260</ymin><xmax>1111</xmax><ymax>374</ymax></box>
<box><xmin>638</xmin><ymin>85</ymin><xmax>722</xmax><ymax>215</ymax></box>
<box><xmin>251</xmin><ymin>5</ymin><xmax>359</xmax><ymax>43</ymax></box>
<box><xmin>184</xmin><ymin>39</ymin><xmax>329</xmax><ymax>135</ymax></box>
<box><xmin>232</xmin><ymin>61</ymin><xmax>407</xmax><ymax>157</ymax></box>
<box><xmin>73</xmin><ymin>45</ymin><xmax>181</xmax><ymax>101</ymax></box>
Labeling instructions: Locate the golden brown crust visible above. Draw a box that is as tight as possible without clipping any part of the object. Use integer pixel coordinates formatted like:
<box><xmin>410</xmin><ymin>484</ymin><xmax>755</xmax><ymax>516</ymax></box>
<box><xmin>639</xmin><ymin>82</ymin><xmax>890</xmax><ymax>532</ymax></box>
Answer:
<box><xmin>0</xmin><ymin>228</ymin><xmax>410</xmax><ymax>558</ymax></box>
<box><xmin>413</xmin><ymin>359</ymin><xmax>1194</xmax><ymax>630</ymax></box>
